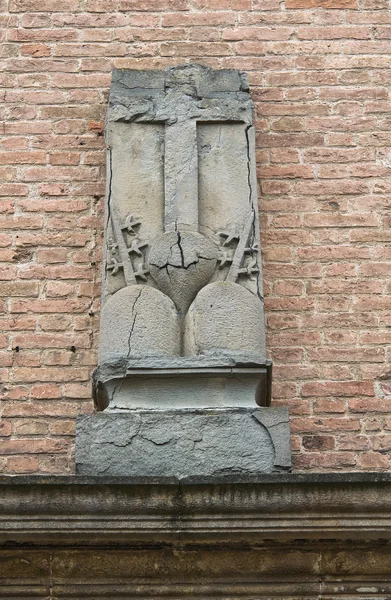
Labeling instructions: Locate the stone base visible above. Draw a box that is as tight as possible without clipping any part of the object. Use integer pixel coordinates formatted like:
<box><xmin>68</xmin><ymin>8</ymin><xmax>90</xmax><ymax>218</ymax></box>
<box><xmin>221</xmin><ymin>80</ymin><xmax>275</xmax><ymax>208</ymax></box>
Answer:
<box><xmin>76</xmin><ymin>408</ymin><xmax>290</xmax><ymax>478</ymax></box>
<box><xmin>93</xmin><ymin>355</ymin><xmax>272</xmax><ymax>410</ymax></box>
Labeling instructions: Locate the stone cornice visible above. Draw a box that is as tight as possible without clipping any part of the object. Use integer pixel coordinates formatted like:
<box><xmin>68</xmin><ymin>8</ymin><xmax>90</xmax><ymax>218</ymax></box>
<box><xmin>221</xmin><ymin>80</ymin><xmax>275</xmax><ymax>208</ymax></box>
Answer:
<box><xmin>1</xmin><ymin>473</ymin><xmax>391</xmax><ymax>546</ymax></box>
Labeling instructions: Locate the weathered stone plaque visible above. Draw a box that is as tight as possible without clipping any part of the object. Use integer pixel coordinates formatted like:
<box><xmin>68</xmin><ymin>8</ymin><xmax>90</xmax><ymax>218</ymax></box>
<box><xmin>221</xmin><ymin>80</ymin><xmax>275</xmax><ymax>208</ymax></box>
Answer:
<box><xmin>76</xmin><ymin>64</ymin><xmax>291</xmax><ymax>476</ymax></box>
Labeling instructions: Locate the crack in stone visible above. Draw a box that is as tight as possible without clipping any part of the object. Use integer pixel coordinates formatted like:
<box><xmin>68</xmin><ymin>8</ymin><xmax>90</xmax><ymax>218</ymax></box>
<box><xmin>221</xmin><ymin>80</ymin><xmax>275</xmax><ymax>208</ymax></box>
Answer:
<box><xmin>244</xmin><ymin>126</ymin><xmax>264</xmax><ymax>304</ymax></box>
<box><xmin>150</xmin><ymin>254</ymin><xmax>215</xmax><ymax>272</ymax></box>
<box><xmin>141</xmin><ymin>434</ymin><xmax>174</xmax><ymax>446</ymax></box>
<box><xmin>251</xmin><ymin>413</ymin><xmax>277</xmax><ymax>463</ymax></box>
<box><xmin>177</xmin><ymin>231</ymin><xmax>185</xmax><ymax>267</ymax></box>
<box><xmin>244</xmin><ymin>124</ymin><xmax>252</xmax><ymax>208</ymax></box>
<box><xmin>150</xmin><ymin>232</ymin><xmax>215</xmax><ymax>272</ymax></box>
<box><xmin>262</xmin><ymin>419</ymin><xmax>290</xmax><ymax>428</ymax></box>
<box><xmin>104</xmin><ymin>147</ymin><xmax>114</xmax><ymax>290</ymax></box>
<box><xmin>106</xmin><ymin>147</ymin><xmax>113</xmax><ymax>232</ymax></box>
<box><xmin>127</xmin><ymin>288</ymin><xmax>143</xmax><ymax>357</ymax></box>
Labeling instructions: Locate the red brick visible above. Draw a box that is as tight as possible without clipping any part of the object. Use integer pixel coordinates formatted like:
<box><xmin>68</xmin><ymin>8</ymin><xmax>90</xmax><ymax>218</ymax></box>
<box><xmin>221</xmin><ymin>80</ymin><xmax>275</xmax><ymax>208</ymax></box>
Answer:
<box><xmin>302</xmin><ymin>381</ymin><xmax>374</xmax><ymax>397</ymax></box>
<box><xmin>303</xmin><ymin>435</ymin><xmax>335</xmax><ymax>451</ymax></box>
<box><xmin>0</xmin><ymin>184</ymin><xmax>29</xmax><ymax>196</ymax></box>
<box><xmin>12</xmin><ymin>333</ymin><xmax>90</xmax><ymax>349</ymax></box>
<box><xmin>314</xmin><ymin>399</ymin><xmax>347</xmax><ymax>413</ymax></box>
<box><xmin>274</xmin><ymin>281</ymin><xmax>305</xmax><ymax>296</ymax></box>
<box><xmin>224</xmin><ymin>27</ymin><xmax>294</xmax><ymax>41</ymax></box>
<box><xmin>30</xmin><ymin>384</ymin><xmax>62</xmax><ymax>399</ymax></box>
<box><xmin>0</xmin><ymin>421</ymin><xmax>12</xmax><ymax>437</ymax></box>
<box><xmin>193</xmin><ymin>0</ymin><xmax>250</xmax><ymax>7</ymax></box>
<box><xmin>356</xmin><ymin>452</ymin><xmax>390</xmax><ymax>469</ymax></box>
<box><xmin>7</xmin><ymin>456</ymin><xmax>40</xmax><ymax>473</ymax></box>
<box><xmin>258</xmin><ymin>133</ymin><xmax>324</xmax><ymax>147</ymax></box>
<box><xmin>0</xmin><ymin>282</ymin><xmax>39</xmax><ymax>297</ymax></box>
<box><xmin>120</xmin><ymin>0</ymin><xmax>187</xmax><ymax>9</ymax></box>
<box><xmin>261</xmin><ymin>181</ymin><xmax>292</xmax><ymax>194</ymax></box>
<box><xmin>3</xmin><ymin>401</ymin><xmax>90</xmax><ymax>417</ymax></box>
<box><xmin>298</xmin><ymin>26</ymin><xmax>370</xmax><ymax>39</ymax></box>
<box><xmin>9</xmin><ymin>0</ymin><xmax>80</xmax><ymax>10</ymax></box>
<box><xmin>293</xmin><ymin>417</ymin><xmax>362</xmax><ymax>433</ymax></box>
<box><xmin>261</xmin><ymin>165</ymin><xmax>314</xmax><ymax>179</ymax></box>
<box><xmin>294</xmin><ymin>452</ymin><xmax>357</xmax><ymax>470</ymax></box>
<box><xmin>162</xmin><ymin>12</ymin><xmax>235</xmax><ymax>26</ymax></box>
<box><xmin>13</xmin><ymin>420</ymin><xmax>49</xmax><ymax>436</ymax></box>
<box><xmin>356</xmin><ymin>403</ymin><xmax>390</xmax><ymax>420</ymax></box>
<box><xmin>39</xmin><ymin>315</ymin><xmax>73</xmax><ymax>330</ymax></box>
<box><xmin>161</xmin><ymin>42</ymin><xmax>232</xmax><ymax>57</ymax></box>
<box><xmin>12</xmin><ymin>367</ymin><xmax>90</xmax><ymax>383</ymax></box>
<box><xmin>286</xmin><ymin>0</ymin><xmax>357</xmax><ymax>6</ymax></box>
<box><xmin>0</xmin><ymin>438</ymin><xmax>68</xmax><ymax>454</ymax></box>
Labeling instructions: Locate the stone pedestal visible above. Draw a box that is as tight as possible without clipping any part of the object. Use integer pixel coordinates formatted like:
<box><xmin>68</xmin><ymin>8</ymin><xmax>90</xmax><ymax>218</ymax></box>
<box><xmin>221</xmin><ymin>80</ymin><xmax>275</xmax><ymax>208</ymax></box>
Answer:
<box><xmin>76</xmin><ymin>408</ymin><xmax>290</xmax><ymax>477</ymax></box>
<box><xmin>77</xmin><ymin>64</ymin><xmax>291</xmax><ymax>477</ymax></box>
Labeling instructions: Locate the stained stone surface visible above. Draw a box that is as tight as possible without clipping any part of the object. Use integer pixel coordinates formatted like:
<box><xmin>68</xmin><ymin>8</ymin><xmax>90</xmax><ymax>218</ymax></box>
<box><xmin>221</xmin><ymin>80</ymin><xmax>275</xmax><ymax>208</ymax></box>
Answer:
<box><xmin>98</xmin><ymin>64</ymin><xmax>267</xmax><ymax>405</ymax></box>
<box><xmin>97</xmin><ymin>368</ymin><xmax>268</xmax><ymax>411</ymax></box>
<box><xmin>148</xmin><ymin>231</ymin><xmax>218</xmax><ymax>315</ymax></box>
<box><xmin>82</xmin><ymin>64</ymin><xmax>291</xmax><ymax>477</ymax></box>
<box><xmin>76</xmin><ymin>408</ymin><xmax>291</xmax><ymax>477</ymax></box>
<box><xmin>99</xmin><ymin>285</ymin><xmax>181</xmax><ymax>366</ymax></box>
<box><xmin>184</xmin><ymin>281</ymin><xmax>265</xmax><ymax>356</ymax></box>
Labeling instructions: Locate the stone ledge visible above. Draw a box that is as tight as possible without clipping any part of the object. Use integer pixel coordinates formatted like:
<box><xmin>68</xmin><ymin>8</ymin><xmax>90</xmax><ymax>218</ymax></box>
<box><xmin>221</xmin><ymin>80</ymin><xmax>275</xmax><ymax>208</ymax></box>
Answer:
<box><xmin>2</xmin><ymin>475</ymin><xmax>391</xmax><ymax>598</ymax></box>
<box><xmin>1</xmin><ymin>473</ymin><xmax>391</xmax><ymax>546</ymax></box>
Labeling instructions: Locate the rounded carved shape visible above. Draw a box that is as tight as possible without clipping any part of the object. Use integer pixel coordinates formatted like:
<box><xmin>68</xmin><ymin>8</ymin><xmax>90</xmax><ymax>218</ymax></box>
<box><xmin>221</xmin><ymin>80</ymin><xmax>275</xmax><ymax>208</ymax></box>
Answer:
<box><xmin>99</xmin><ymin>284</ymin><xmax>180</xmax><ymax>364</ymax></box>
<box><xmin>184</xmin><ymin>281</ymin><xmax>265</xmax><ymax>356</ymax></box>
<box><xmin>149</xmin><ymin>231</ymin><xmax>218</xmax><ymax>316</ymax></box>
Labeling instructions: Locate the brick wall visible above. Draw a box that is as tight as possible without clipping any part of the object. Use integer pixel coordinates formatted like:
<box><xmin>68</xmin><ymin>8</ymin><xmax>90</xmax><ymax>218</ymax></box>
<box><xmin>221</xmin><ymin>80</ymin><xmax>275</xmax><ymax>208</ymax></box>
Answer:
<box><xmin>1</xmin><ymin>0</ymin><xmax>391</xmax><ymax>474</ymax></box>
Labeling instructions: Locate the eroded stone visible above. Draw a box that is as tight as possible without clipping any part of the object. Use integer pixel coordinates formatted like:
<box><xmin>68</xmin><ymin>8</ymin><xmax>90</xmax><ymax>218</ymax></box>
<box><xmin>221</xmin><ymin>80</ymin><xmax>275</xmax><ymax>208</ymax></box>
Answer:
<box><xmin>99</xmin><ymin>285</ymin><xmax>180</xmax><ymax>366</ymax></box>
<box><xmin>149</xmin><ymin>231</ymin><xmax>218</xmax><ymax>315</ymax></box>
<box><xmin>76</xmin><ymin>408</ymin><xmax>291</xmax><ymax>478</ymax></box>
<box><xmin>184</xmin><ymin>281</ymin><xmax>266</xmax><ymax>357</ymax></box>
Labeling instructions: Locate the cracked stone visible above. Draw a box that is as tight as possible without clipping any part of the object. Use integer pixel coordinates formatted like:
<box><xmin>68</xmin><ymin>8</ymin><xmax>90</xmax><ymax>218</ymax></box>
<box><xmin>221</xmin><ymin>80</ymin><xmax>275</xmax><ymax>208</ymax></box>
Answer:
<box><xmin>184</xmin><ymin>281</ymin><xmax>266</xmax><ymax>357</ymax></box>
<box><xmin>76</xmin><ymin>408</ymin><xmax>291</xmax><ymax>477</ymax></box>
<box><xmin>99</xmin><ymin>284</ymin><xmax>181</xmax><ymax>366</ymax></box>
<box><xmin>149</xmin><ymin>230</ymin><xmax>218</xmax><ymax>315</ymax></box>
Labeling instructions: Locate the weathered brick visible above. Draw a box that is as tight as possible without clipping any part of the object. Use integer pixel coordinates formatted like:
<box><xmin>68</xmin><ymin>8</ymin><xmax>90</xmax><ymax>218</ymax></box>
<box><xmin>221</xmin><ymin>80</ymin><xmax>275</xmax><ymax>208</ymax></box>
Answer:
<box><xmin>13</xmin><ymin>420</ymin><xmax>49</xmax><ymax>436</ymax></box>
<box><xmin>0</xmin><ymin>282</ymin><xmax>39</xmax><ymax>297</ymax></box>
<box><xmin>7</xmin><ymin>456</ymin><xmax>39</xmax><ymax>473</ymax></box>
<box><xmin>302</xmin><ymin>381</ymin><xmax>374</xmax><ymax>397</ymax></box>
<box><xmin>303</xmin><ymin>435</ymin><xmax>335</xmax><ymax>451</ymax></box>
<box><xmin>0</xmin><ymin>438</ymin><xmax>68</xmax><ymax>454</ymax></box>
<box><xmin>9</xmin><ymin>0</ymin><xmax>80</xmax><ymax>10</ymax></box>
<box><xmin>286</xmin><ymin>0</ymin><xmax>357</xmax><ymax>6</ymax></box>
<box><xmin>50</xmin><ymin>420</ymin><xmax>76</xmax><ymax>436</ymax></box>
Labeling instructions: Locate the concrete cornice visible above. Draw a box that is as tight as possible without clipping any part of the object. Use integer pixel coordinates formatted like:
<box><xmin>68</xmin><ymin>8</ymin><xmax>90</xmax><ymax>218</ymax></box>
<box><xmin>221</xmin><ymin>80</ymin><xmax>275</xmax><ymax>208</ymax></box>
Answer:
<box><xmin>2</xmin><ymin>473</ymin><xmax>391</xmax><ymax>546</ymax></box>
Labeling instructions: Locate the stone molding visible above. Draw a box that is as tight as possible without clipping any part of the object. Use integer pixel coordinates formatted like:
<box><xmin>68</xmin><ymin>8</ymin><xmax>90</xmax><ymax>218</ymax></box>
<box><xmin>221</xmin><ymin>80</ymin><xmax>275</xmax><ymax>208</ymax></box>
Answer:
<box><xmin>2</xmin><ymin>475</ymin><xmax>391</xmax><ymax>598</ymax></box>
<box><xmin>2</xmin><ymin>474</ymin><xmax>391</xmax><ymax>544</ymax></box>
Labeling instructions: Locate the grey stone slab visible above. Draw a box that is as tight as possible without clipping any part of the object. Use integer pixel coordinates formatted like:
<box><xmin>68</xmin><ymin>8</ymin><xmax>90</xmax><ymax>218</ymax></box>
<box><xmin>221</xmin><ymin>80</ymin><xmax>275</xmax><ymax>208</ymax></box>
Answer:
<box><xmin>109</xmin><ymin>65</ymin><xmax>249</xmax><ymax>110</ymax></box>
<box><xmin>76</xmin><ymin>408</ymin><xmax>290</xmax><ymax>478</ymax></box>
<box><xmin>99</xmin><ymin>65</ymin><xmax>267</xmax><ymax>403</ymax></box>
<box><xmin>93</xmin><ymin>356</ymin><xmax>272</xmax><ymax>410</ymax></box>
<box><xmin>98</xmin><ymin>368</ymin><xmax>267</xmax><ymax>411</ymax></box>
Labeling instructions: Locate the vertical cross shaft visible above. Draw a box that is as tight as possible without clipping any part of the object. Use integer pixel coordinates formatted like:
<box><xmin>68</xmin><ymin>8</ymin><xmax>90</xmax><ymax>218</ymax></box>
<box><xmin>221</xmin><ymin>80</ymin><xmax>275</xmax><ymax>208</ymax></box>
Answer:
<box><xmin>164</xmin><ymin>118</ymin><xmax>199</xmax><ymax>233</ymax></box>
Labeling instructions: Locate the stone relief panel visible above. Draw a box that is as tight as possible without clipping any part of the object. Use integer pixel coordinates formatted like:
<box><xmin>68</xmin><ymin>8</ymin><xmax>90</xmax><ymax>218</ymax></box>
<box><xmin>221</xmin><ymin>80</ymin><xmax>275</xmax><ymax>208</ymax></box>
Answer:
<box><xmin>77</xmin><ymin>64</ymin><xmax>291</xmax><ymax>476</ymax></box>
<box><xmin>96</xmin><ymin>64</ymin><xmax>268</xmax><ymax>409</ymax></box>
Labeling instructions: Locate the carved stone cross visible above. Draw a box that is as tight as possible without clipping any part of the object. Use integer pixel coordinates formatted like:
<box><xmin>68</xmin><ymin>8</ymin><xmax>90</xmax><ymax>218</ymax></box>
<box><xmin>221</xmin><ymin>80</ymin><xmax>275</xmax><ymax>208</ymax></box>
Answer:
<box><xmin>98</xmin><ymin>64</ymin><xmax>267</xmax><ymax>407</ymax></box>
<box><xmin>76</xmin><ymin>65</ymin><xmax>291</xmax><ymax>479</ymax></box>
